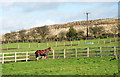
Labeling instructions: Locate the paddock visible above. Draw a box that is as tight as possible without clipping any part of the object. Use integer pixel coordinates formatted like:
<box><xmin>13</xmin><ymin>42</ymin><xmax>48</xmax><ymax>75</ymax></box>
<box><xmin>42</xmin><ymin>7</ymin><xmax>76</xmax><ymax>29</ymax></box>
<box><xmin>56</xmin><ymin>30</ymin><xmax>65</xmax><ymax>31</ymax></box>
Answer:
<box><xmin>1</xmin><ymin>38</ymin><xmax>119</xmax><ymax>76</ymax></box>
<box><xmin>2</xmin><ymin>56</ymin><xmax>118</xmax><ymax>75</ymax></box>
<box><xmin>0</xmin><ymin>46</ymin><xmax>119</xmax><ymax>64</ymax></box>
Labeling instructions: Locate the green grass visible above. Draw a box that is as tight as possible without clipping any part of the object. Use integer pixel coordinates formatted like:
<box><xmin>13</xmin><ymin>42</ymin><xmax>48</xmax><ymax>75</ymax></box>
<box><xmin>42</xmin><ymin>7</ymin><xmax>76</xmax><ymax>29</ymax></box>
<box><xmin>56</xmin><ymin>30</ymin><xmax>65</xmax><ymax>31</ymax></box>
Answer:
<box><xmin>1</xmin><ymin>38</ymin><xmax>119</xmax><ymax>59</ymax></box>
<box><xmin>2</xmin><ymin>56</ymin><xmax>118</xmax><ymax>75</ymax></box>
<box><xmin>1</xmin><ymin>38</ymin><xmax>119</xmax><ymax>53</ymax></box>
<box><xmin>1</xmin><ymin>38</ymin><xmax>119</xmax><ymax>75</ymax></box>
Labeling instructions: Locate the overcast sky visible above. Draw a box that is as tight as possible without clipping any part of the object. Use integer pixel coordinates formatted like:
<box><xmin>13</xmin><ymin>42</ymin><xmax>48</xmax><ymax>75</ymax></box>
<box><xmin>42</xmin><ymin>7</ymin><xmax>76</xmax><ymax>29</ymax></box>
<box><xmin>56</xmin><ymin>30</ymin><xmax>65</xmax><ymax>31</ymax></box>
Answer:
<box><xmin>0</xmin><ymin>1</ymin><xmax>119</xmax><ymax>34</ymax></box>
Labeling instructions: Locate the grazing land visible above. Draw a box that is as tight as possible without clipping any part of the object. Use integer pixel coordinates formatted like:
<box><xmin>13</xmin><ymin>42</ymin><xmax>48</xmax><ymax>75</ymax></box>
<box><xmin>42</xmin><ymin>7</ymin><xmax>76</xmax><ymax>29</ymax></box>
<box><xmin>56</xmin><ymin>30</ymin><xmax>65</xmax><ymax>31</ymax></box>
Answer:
<box><xmin>1</xmin><ymin>38</ymin><xmax>119</xmax><ymax>75</ymax></box>
<box><xmin>1</xmin><ymin>38</ymin><xmax>119</xmax><ymax>53</ymax></box>
<box><xmin>2</xmin><ymin>56</ymin><xmax>118</xmax><ymax>75</ymax></box>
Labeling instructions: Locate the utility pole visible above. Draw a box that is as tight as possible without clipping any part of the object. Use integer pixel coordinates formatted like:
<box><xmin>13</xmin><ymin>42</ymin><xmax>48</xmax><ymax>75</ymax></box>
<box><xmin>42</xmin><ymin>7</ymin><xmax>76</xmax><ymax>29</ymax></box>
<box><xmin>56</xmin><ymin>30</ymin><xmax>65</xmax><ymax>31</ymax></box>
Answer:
<box><xmin>84</xmin><ymin>12</ymin><xmax>90</xmax><ymax>38</ymax></box>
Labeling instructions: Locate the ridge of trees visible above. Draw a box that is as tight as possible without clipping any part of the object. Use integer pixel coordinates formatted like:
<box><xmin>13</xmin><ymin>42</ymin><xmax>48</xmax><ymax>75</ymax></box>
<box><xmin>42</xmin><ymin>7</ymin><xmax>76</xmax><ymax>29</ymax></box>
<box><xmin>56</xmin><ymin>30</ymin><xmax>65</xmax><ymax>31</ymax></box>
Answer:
<box><xmin>2</xmin><ymin>25</ymin><xmax>119</xmax><ymax>44</ymax></box>
<box><xmin>2</xmin><ymin>18</ymin><xmax>119</xmax><ymax>44</ymax></box>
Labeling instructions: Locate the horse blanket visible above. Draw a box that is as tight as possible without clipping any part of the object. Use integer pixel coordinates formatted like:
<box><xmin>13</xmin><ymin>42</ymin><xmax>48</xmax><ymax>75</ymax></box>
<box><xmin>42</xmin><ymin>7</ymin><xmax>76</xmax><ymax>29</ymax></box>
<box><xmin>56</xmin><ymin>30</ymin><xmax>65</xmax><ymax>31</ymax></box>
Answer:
<box><xmin>35</xmin><ymin>47</ymin><xmax>52</xmax><ymax>58</ymax></box>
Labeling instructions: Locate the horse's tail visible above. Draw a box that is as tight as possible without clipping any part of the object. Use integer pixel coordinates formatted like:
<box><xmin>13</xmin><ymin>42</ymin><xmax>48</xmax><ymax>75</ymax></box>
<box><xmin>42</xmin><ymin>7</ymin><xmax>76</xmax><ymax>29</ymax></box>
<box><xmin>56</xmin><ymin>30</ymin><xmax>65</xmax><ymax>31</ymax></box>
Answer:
<box><xmin>35</xmin><ymin>51</ymin><xmax>37</xmax><ymax>54</ymax></box>
<box><xmin>35</xmin><ymin>51</ymin><xmax>38</xmax><ymax>55</ymax></box>
<box><xmin>35</xmin><ymin>51</ymin><xmax>39</xmax><ymax>58</ymax></box>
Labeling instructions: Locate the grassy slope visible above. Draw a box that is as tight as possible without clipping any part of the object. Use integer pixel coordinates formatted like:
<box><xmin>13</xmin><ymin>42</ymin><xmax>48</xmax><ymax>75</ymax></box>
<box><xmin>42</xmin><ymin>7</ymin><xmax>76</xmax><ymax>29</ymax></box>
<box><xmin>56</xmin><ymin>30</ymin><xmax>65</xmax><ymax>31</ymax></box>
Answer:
<box><xmin>2</xmin><ymin>56</ymin><xmax>118</xmax><ymax>75</ymax></box>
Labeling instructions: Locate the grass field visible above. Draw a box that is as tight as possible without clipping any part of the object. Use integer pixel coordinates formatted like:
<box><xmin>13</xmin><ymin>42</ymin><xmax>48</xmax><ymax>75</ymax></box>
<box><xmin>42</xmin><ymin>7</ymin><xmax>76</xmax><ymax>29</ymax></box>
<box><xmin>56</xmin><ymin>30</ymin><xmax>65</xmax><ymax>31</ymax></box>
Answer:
<box><xmin>2</xmin><ymin>56</ymin><xmax>118</xmax><ymax>75</ymax></box>
<box><xmin>1</xmin><ymin>38</ymin><xmax>119</xmax><ymax>53</ymax></box>
<box><xmin>1</xmin><ymin>38</ymin><xmax>119</xmax><ymax>75</ymax></box>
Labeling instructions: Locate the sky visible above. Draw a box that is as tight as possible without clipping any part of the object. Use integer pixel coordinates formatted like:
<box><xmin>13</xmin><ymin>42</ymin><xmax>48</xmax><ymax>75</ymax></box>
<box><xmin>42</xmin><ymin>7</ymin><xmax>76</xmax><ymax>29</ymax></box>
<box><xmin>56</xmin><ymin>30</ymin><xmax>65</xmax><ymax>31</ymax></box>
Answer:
<box><xmin>0</xmin><ymin>1</ymin><xmax>119</xmax><ymax>34</ymax></box>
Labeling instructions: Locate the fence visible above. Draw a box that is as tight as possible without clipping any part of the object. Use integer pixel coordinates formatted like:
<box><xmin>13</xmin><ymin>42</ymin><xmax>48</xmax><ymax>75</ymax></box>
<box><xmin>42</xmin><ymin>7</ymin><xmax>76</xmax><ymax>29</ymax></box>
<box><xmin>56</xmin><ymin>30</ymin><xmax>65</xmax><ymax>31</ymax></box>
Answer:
<box><xmin>50</xmin><ymin>46</ymin><xmax>119</xmax><ymax>59</ymax></box>
<box><xmin>0</xmin><ymin>46</ymin><xmax>119</xmax><ymax>64</ymax></box>
<box><xmin>0</xmin><ymin>51</ymin><xmax>35</xmax><ymax>64</ymax></box>
<box><xmin>2</xmin><ymin>38</ymin><xmax>119</xmax><ymax>51</ymax></box>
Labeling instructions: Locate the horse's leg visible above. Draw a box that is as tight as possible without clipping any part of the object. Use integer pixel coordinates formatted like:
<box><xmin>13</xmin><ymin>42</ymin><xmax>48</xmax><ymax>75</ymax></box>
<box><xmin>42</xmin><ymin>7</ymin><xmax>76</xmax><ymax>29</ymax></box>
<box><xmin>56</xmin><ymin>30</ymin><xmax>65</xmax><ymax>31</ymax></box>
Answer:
<box><xmin>44</xmin><ymin>56</ymin><xmax>46</xmax><ymax>59</ymax></box>
<box><xmin>41</xmin><ymin>56</ymin><xmax>44</xmax><ymax>59</ymax></box>
<box><xmin>37</xmin><ymin>57</ymin><xmax>39</xmax><ymax>60</ymax></box>
<box><xmin>36</xmin><ymin>54</ymin><xmax>38</xmax><ymax>60</ymax></box>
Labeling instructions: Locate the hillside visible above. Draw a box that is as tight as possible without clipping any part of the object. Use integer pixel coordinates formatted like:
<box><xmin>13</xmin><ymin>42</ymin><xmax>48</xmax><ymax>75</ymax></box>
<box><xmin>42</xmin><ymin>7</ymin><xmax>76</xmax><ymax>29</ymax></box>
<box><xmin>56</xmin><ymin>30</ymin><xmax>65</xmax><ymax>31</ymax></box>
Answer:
<box><xmin>1</xmin><ymin>18</ymin><xmax>119</xmax><ymax>42</ymax></box>
<box><xmin>48</xmin><ymin>18</ymin><xmax>118</xmax><ymax>36</ymax></box>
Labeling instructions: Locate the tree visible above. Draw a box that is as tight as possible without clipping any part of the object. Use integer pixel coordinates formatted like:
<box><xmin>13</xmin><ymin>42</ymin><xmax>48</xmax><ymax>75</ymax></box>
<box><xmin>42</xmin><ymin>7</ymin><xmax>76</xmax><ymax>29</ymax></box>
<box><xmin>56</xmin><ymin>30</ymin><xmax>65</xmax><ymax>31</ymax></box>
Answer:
<box><xmin>89</xmin><ymin>26</ymin><xmax>105</xmax><ymax>38</ymax></box>
<box><xmin>18</xmin><ymin>30</ymin><xmax>26</xmax><ymax>42</ymax></box>
<box><xmin>59</xmin><ymin>31</ymin><xmax>66</xmax><ymax>41</ymax></box>
<box><xmin>4</xmin><ymin>33</ymin><xmax>11</xmax><ymax>43</ymax></box>
<box><xmin>36</xmin><ymin>26</ymin><xmax>49</xmax><ymax>42</ymax></box>
<box><xmin>111</xmin><ymin>25</ymin><xmax>118</xmax><ymax>38</ymax></box>
<box><xmin>66</xmin><ymin>25</ymin><xmax>77</xmax><ymax>41</ymax></box>
<box><xmin>29</xmin><ymin>29</ymin><xmax>38</xmax><ymax>42</ymax></box>
<box><xmin>77</xmin><ymin>31</ymin><xmax>84</xmax><ymax>40</ymax></box>
<box><xmin>10</xmin><ymin>32</ymin><xmax>17</xmax><ymax>43</ymax></box>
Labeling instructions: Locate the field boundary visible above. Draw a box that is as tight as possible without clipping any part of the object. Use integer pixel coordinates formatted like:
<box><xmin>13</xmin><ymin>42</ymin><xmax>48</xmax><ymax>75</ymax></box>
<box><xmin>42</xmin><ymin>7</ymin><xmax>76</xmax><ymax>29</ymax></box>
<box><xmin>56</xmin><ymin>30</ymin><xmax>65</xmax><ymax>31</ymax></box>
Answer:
<box><xmin>0</xmin><ymin>46</ymin><xmax>119</xmax><ymax>64</ymax></box>
<box><xmin>1</xmin><ymin>38</ymin><xmax>119</xmax><ymax>50</ymax></box>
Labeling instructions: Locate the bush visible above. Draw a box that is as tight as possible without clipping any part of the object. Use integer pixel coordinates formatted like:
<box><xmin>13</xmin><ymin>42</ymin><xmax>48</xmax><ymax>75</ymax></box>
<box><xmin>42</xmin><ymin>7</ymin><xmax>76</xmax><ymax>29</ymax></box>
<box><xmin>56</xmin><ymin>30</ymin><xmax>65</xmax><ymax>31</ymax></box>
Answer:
<box><xmin>66</xmin><ymin>25</ymin><xmax>77</xmax><ymax>41</ymax></box>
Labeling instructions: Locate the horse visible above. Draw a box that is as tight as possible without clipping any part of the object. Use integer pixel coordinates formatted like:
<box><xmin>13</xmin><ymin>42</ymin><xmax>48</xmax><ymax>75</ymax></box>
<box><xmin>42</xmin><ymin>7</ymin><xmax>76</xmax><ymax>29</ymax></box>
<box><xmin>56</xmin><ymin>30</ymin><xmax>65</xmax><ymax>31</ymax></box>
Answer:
<box><xmin>35</xmin><ymin>47</ymin><xmax>52</xmax><ymax>60</ymax></box>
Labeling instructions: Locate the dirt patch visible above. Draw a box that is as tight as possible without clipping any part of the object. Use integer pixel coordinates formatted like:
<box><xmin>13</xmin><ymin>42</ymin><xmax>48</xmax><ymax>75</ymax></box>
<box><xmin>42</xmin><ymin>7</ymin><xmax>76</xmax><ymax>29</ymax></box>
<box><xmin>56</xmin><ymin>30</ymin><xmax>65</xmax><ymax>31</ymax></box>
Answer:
<box><xmin>58</xmin><ymin>44</ymin><xmax>78</xmax><ymax>47</ymax></box>
<box><xmin>2</xmin><ymin>48</ymin><xmax>19</xmax><ymax>50</ymax></box>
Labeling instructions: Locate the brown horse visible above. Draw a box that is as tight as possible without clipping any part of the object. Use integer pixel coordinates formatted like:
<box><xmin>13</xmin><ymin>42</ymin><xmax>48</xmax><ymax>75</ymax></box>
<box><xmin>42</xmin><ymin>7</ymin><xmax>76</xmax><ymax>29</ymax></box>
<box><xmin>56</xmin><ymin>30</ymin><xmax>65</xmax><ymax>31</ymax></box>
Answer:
<box><xmin>35</xmin><ymin>47</ymin><xmax>52</xmax><ymax>60</ymax></box>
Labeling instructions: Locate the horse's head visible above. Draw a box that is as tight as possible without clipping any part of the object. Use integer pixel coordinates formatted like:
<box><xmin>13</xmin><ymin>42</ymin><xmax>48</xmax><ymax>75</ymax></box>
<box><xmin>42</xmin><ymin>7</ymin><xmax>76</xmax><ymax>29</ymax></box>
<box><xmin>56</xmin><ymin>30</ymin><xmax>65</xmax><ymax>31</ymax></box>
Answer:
<box><xmin>48</xmin><ymin>47</ymin><xmax>52</xmax><ymax>51</ymax></box>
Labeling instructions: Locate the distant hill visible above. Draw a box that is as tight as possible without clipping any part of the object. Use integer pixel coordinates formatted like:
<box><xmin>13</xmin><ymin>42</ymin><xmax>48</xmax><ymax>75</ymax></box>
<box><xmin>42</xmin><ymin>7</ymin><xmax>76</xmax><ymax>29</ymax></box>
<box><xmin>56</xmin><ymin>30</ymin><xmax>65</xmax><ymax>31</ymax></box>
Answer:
<box><xmin>1</xmin><ymin>18</ymin><xmax>119</xmax><ymax>42</ymax></box>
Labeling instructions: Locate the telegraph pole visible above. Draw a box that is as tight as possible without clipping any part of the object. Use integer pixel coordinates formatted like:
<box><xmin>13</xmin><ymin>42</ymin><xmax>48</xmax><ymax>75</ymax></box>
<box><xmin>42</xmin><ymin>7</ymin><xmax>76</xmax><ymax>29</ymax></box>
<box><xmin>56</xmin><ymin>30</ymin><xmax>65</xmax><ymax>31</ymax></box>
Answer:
<box><xmin>84</xmin><ymin>12</ymin><xmax>90</xmax><ymax>38</ymax></box>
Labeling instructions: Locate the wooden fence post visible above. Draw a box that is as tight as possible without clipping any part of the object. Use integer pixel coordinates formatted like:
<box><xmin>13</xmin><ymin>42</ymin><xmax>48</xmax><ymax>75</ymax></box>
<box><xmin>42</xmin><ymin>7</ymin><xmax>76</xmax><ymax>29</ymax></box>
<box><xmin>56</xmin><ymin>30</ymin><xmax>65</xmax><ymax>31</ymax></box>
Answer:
<box><xmin>98</xmin><ymin>41</ymin><xmax>99</xmax><ymax>44</ymax></box>
<box><xmin>56</xmin><ymin>42</ymin><xmax>57</xmax><ymax>47</ymax></box>
<box><xmin>100</xmin><ymin>47</ymin><xmax>102</xmax><ymax>57</ymax></box>
<box><xmin>53</xmin><ymin>50</ymin><xmax>55</xmax><ymax>59</ymax></box>
<box><xmin>115</xmin><ymin>39</ymin><xmax>116</xmax><ymax>42</ymax></box>
<box><xmin>38</xmin><ymin>43</ymin><xmax>39</xmax><ymax>48</ymax></box>
<box><xmin>26</xmin><ymin>52</ymin><xmax>28</xmax><ymax>62</ymax></box>
<box><xmin>64</xmin><ymin>49</ymin><xmax>66</xmax><ymax>58</ymax></box>
<box><xmin>47</xmin><ymin>43</ymin><xmax>48</xmax><ymax>47</ymax></box>
<box><xmin>114</xmin><ymin>47</ymin><xmax>116</xmax><ymax>55</ymax></box>
<box><xmin>75</xmin><ymin>48</ymin><xmax>77</xmax><ymax>57</ymax></box>
<box><xmin>2</xmin><ymin>53</ymin><xmax>4</xmax><ymax>64</ymax></box>
<box><xmin>29</xmin><ymin>43</ymin><xmax>30</xmax><ymax>49</ymax></box>
<box><xmin>78</xmin><ymin>41</ymin><xmax>80</xmax><ymax>45</ymax></box>
<box><xmin>18</xmin><ymin>44</ymin><xmax>19</xmax><ymax>49</ymax></box>
<box><xmin>104</xmin><ymin>41</ymin><xmax>105</xmax><ymax>44</ymax></box>
<box><xmin>114</xmin><ymin>47</ymin><xmax>118</xmax><ymax>60</ymax></box>
<box><xmin>71</xmin><ymin>41</ymin><xmax>72</xmax><ymax>46</ymax></box>
<box><xmin>87</xmin><ymin>47</ymin><xmax>89</xmax><ymax>57</ymax></box>
<box><xmin>15</xmin><ymin>52</ymin><xmax>16</xmax><ymax>62</ymax></box>
<box><xmin>64</xmin><ymin>42</ymin><xmax>65</xmax><ymax>46</ymax></box>
<box><xmin>7</xmin><ymin>45</ymin><xmax>8</xmax><ymax>50</ymax></box>
<box><xmin>110</xmin><ymin>40</ymin><xmax>111</xmax><ymax>44</ymax></box>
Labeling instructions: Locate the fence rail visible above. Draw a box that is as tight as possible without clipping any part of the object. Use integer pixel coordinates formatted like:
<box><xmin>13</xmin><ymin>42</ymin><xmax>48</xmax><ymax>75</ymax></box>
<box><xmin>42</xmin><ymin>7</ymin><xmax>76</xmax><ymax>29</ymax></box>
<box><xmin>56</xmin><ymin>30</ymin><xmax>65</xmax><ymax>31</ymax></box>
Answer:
<box><xmin>1</xmin><ymin>38</ymin><xmax>119</xmax><ymax>51</ymax></box>
<box><xmin>0</xmin><ymin>46</ymin><xmax>119</xmax><ymax>64</ymax></box>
